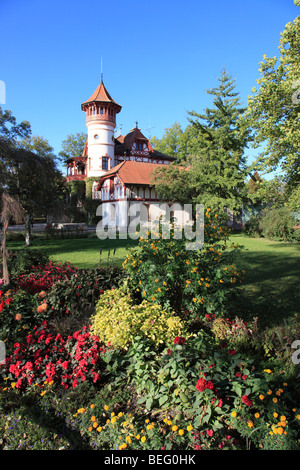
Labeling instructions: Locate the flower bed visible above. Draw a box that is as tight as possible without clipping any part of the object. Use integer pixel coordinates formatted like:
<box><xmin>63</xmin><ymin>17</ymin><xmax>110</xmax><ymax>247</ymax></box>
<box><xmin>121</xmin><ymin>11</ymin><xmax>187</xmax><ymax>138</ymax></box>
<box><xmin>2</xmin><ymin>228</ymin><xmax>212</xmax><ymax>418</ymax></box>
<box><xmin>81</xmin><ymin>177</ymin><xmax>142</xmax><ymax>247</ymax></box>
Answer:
<box><xmin>0</xmin><ymin>217</ymin><xmax>299</xmax><ymax>450</ymax></box>
<box><xmin>1</xmin><ymin>322</ymin><xmax>104</xmax><ymax>392</ymax></box>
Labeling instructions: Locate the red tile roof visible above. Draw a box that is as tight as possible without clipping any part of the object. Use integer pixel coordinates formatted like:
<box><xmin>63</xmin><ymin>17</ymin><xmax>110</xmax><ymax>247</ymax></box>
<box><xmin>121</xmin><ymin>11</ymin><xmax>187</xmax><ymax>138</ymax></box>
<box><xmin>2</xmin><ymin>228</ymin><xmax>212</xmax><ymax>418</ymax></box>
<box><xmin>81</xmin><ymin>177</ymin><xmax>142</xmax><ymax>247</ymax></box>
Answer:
<box><xmin>81</xmin><ymin>80</ymin><xmax>121</xmax><ymax>110</ymax></box>
<box><xmin>97</xmin><ymin>160</ymin><xmax>166</xmax><ymax>189</ymax></box>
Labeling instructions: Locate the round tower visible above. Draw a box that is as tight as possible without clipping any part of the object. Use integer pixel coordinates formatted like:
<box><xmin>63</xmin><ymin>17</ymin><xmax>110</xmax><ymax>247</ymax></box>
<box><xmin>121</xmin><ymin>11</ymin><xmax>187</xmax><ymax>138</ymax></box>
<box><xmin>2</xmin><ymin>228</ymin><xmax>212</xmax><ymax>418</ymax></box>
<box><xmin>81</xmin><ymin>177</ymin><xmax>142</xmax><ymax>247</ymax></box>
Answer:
<box><xmin>81</xmin><ymin>76</ymin><xmax>122</xmax><ymax>177</ymax></box>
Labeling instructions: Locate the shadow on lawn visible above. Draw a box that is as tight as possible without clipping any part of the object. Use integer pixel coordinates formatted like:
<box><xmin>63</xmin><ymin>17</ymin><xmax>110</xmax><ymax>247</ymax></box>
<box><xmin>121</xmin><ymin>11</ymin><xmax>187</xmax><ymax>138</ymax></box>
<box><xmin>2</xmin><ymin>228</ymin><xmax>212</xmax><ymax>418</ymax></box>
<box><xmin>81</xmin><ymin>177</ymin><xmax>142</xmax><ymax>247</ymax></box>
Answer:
<box><xmin>231</xmin><ymin>249</ymin><xmax>300</xmax><ymax>327</ymax></box>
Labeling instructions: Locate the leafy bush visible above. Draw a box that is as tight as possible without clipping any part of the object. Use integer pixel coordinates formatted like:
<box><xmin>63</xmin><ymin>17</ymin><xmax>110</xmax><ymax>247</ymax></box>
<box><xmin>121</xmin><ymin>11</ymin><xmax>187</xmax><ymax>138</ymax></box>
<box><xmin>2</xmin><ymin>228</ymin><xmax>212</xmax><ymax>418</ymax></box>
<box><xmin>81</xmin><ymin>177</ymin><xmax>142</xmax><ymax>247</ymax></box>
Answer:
<box><xmin>124</xmin><ymin>210</ymin><xmax>244</xmax><ymax>321</ymax></box>
<box><xmin>244</xmin><ymin>214</ymin><xmax>263</xmax><ymax>237</ymax></box>
<box><xmin>259</xmin><ymin>206</ymin><xmax>297</xmax><ymax>241</ymax></box>
<box><xmin>90</xmin><ymin>286</ymin><xmax>186</xmax><ymax>349</ymax></box>
<box><xmin>8</xmin><ymin>248</ymin><xmax>49</xmax><ymax>278</ymax></box>
<box><xmin>47</xmin><ymin>266</ymin><xmax>125</xmax><ymax>318</ymax></box>
<box><xmin>0</xmin><ymin>288</ymin><xmax>49</xmax><ymax>352</ymax></box>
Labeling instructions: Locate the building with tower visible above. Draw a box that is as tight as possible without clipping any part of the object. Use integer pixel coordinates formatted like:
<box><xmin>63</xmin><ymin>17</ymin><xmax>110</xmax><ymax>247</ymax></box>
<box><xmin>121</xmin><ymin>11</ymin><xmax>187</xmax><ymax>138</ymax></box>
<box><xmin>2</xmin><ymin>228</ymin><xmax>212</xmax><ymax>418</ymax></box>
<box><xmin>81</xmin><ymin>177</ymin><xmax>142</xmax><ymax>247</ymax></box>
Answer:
<box><xmin>66</xmin><ymin>77</ymin><xmax>190</xmax><ymax>230</ymax></box>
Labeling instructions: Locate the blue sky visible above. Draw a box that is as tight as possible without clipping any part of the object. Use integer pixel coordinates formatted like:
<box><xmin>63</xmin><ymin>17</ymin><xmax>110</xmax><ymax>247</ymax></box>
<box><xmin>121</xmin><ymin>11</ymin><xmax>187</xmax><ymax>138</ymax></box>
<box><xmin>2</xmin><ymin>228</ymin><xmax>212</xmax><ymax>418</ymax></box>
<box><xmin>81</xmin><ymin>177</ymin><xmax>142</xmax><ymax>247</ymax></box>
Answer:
<box><xmin>0</xmin><ymin>0</ymin><xmax>298</xmax><ymax>173</ymax></box>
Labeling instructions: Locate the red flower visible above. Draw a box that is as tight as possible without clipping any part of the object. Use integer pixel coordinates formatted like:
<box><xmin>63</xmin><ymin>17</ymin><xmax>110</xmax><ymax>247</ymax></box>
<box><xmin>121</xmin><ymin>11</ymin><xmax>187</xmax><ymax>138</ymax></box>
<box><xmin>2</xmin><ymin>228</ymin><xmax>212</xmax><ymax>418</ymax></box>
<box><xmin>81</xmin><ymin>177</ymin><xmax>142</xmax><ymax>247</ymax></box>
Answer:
<box><xmin>196</xmin><ymin>378</ymin><xmax>214</xmax><ymax>392</ymax></box>
<box><xmin>242</xmin><ymin>394</ymin><xmax>253</xmax><ymax>407</ymax></box>
<box><xmin>174</xmin><ymin>336</ymin><xmax>185</xmax><ymax>345</ymax></box>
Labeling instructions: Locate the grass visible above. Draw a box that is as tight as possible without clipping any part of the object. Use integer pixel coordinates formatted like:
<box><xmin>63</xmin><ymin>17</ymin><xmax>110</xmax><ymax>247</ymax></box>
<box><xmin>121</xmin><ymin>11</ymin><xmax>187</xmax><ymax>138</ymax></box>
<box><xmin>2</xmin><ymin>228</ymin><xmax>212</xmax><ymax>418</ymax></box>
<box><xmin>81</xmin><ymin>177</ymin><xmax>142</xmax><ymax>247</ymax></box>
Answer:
<box><xmin>7</xmin><ymin>234</ymin><xmax>138</xmax><ymax>269</ymax></box>
<box><xmin>6</xmin><ymin>232</ymin><xmax>300</xmax><ymax>327</ymax></box>
<box><xmin>230</xmin><ymin>233</ymin><xmax>300</xmax><ymax>326</ymax></box>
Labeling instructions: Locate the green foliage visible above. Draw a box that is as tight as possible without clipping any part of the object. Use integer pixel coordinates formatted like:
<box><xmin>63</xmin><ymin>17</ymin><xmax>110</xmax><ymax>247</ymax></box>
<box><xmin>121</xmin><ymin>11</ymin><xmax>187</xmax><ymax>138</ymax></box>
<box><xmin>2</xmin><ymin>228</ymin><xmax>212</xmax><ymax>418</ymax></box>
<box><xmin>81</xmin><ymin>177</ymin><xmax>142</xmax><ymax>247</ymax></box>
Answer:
<box><xmin>0</xmin><ymin>289</ymin><xmax>48</xmax><ymax>352</ymax></box>
<box><xmin>91</xmin><ymin>286</ymin><xmax>186</xmax><ymax>349</ymax></box>
<box><xmin>8</xmin><ymin>248</ymin><xmax>49</xmax><ymax>278</ymax></box>
<box><xmin>244</xmin><ymin>214</ymin><xmax>263</xmax><ymax>237</ymax></box>
<box><xmin>124</xmin><ymin>212</ymin><xmax>244</xmax><ymax>321</ymax></box>
<box><xmin>150</xmin><ymin>122</ymin><xmax>186</xmax><ymax>160</ymax></box>
<box><xmin>153</xmin><ymin>69</ymin><xmax>250</xmax><ymax>212</ymax></box>
<box><xmin>58</xmin><ymin>132</ymin><xmax>87</xmax><ymax>163</ymax></box>
<box><xmin>259</xmin><ymin>206</ymin><xmax>297</xmax><ymax>241</ymax></box>
<box><xmin>244</xmin><ymin>16</ymin><xmax>300</xmax><ymax>196</ymax></box>
<box><xmin>47</xmin><ymin>266</ymin><xmax>125</xmax><ymax>320</ymax></box>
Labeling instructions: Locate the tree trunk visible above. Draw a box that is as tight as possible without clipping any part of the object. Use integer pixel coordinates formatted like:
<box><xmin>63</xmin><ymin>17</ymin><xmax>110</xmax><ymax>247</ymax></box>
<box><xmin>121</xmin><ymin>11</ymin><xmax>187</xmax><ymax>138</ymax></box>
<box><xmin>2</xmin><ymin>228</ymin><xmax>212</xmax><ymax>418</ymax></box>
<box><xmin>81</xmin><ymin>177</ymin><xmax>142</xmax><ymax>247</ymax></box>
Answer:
<box><xmin>1</xmin><ymin>220</ymin><xmax>9</xmax><ymax>285</ymax></box>
<box><xmin>25</xmin><ymin>213</ymin><xmax>32</xmax><ymax>246</ymax></box>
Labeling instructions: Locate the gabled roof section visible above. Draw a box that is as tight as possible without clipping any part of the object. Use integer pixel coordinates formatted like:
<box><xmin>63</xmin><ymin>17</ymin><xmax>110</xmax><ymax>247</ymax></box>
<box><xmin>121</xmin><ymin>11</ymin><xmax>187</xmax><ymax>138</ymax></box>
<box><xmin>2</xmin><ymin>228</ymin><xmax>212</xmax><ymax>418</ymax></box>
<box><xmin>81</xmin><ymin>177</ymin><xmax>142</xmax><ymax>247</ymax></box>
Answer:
<box><xmin>96</xmin><ymin>160</ymin><xmax>166</xmax><ymax>190</ymax></box>
<box><xmin>81</xmin><ymin>79</ymin><xmax>122</xmax><ymax>110</ymax></box>
<box><xmin>115</xmin><ymin>127</ymin><xmax>150</xmax><ymax>153</ymax></box>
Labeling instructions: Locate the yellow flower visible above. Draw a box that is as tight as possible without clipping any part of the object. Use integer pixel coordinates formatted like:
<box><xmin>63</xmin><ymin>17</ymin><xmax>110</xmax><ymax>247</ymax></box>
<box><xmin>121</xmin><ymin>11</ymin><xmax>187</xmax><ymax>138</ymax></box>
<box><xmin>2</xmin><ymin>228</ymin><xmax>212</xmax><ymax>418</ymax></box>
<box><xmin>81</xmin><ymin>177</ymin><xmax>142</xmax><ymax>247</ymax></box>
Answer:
<box><xmin>187</xmin><ymin>425</ymin><xmax>193</xmax><ymax>432</ymax></box>
<box><xmin>136</xmin><ymin>434</ymin><xmax>141</xmax><ymax>440</ymax></box>
<box><xmin>296</xmin><ymin>414</ymin><xmax>300</xmax><ymax>420</ymax></box>
<box><xmin>231</xmin><ymin>411</ymin><xmax>237</xmax><ymax>417</ymax></box>
<box><xmin>154</xmin><ymin>279</ymin><xmax>158</xmax><ymax>282</ymax></box>
<box><xmin>141</xmin><ymin>436</ymin><xmax>146</xmax><ymax>443</ymax></box>
<box><xmin>178</xmin><ymin>429</ymin><xmax>184</xmax><ymax>436</ymax></box>
<box><xmin>172</xmin><ymin>425</ymin><xmax>178</xmax><ymax>431</ymax></box>
<box><xmin>88</xmin><ymin>426</ymin><xmax>93</xmax><ymax>432</ymax></box>
<box><xmin>264</xmin><ymin>369</ymin><xmax>272</xmax><ymax>374</ymax></box>
<box><xmin>267</xmin><ymin>389</ymin><xmax>272</xmax><ymax>395</ymax></box>
<box><xmin>119</xmin><ymin>443</ymin><xmax>127</xmax><ymax>450</ymax></box>
<box><xmin>40</xmin><ymin>390</ymin><xmax>47</xmax><ymax>397</ymax></box>
<box><xmin>97</xmin><ymin>426</ymin><xmax>103</xmax><ymax>432</ymax></box>
<box><xmin>273</xmin><ymin>412</ymin><xmax>279</xmax><ymax>418</ymax></box>
<box><xmin>104</xmin><ymin>405</ymin><xmax>109</xmax><ymax>411</ymax></box>
<box><xmin>93</xmin><ymin>421</ymin><xmax>98</xmax><ymax>428</ymax></box>
<box><xmin>277</xmin><ymin>427</ymin><xmax>284</xmax><ymax>435</ymax></box>
<box><xmin>147</xmin><ymin>424</ymin><xmax>154</xmax><ymax>430</ymax></box>
<box><xmin>247</xmin><ymin>420</ymin><xmax>254</xmax><ymax>428</ymax></box>
<box><xmin>90</xmin><ymin>404</ymin><xmax>95</xmax><ymax>409</ymax></box>
<box><xmin>273</xmin><ymin>397</ymin><xmax>278</xmax><ymax>403</ymax></box>
<box><xmin>91</xmin><ymin>416</ymin><xmax>96</xmax><ymax>422</ymax></box>
<box><xmin>145</xmin><ymin>419</ymin><xmax>150</xmax><ymax>424</ymax></box>
<box><xmin>126</xmin><ymin>436</ymin><xmax>132</xmax><ymax>444</ymax></box>
<box><xmin>259</xmin><ymin>394</ymin><xmax>265</xmax><ymax>400</ymax></box>
<box><xmin>111</xmin><ymin>416</ymin><xmax>117</xmax><ymax>424</ymax></box>
<box><xmin>118</xmin><ymin>412</ymin><xmax>124</xmax><ymax>417</ymax></box>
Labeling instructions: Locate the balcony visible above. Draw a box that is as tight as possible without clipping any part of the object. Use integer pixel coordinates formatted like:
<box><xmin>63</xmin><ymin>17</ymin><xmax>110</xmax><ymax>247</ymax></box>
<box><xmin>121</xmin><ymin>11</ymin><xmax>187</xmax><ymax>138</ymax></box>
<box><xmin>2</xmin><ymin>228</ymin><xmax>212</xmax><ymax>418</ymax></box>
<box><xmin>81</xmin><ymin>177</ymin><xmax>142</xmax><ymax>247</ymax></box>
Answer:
<box><xmin>66</xmin><ymin>174</ymin><xmax>86</xmax><ymax>182</ymax></box>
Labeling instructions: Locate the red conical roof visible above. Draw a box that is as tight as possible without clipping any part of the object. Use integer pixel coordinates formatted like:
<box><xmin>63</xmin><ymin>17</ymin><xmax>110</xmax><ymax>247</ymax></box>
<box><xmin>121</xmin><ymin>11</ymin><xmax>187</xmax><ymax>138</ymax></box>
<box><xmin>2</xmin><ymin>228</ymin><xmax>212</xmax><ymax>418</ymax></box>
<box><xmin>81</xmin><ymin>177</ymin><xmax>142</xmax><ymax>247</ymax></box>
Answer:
<box><xmin>81</xmin><ymin>78</ymin><xmax>122</xmax><ymax>111</ymax></box>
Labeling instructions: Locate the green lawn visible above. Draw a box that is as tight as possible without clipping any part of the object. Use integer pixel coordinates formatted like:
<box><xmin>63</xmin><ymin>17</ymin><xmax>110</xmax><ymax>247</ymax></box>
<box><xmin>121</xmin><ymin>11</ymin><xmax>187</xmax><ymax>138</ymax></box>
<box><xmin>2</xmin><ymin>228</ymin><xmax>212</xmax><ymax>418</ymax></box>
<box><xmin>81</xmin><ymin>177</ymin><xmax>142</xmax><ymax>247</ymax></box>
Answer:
<box><xmin>7</xmin><ymin>235</ymin><xmax>138</xmax><ymax>269</ymax></box>
<box><xmin>230</xmin><ymin>234</ymin><xmax>300</xmax><ymax>326</ymax></box>
<box><xmin>6</xmin><ymin>232</ymin><xmax>300</xmax><ymax>327</ymax></box>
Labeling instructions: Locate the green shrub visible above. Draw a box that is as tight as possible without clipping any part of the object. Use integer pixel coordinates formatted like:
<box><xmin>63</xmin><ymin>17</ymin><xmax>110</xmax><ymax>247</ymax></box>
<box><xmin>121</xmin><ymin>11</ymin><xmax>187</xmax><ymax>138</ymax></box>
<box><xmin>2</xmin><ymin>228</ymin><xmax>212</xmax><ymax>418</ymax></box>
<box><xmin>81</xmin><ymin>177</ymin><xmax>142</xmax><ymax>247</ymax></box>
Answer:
<box><xmin>8</xmin><ymin>248</ymin><xmax>49</xmax><ymax>278</ymax></box>
<box><xmin>90</xmin><ymin>286</ymin><xmax>186</xmax><ymax>349</ymax></box>
<box><xmin>47</xmin><ymin>266</ymin><xmax>125</xmax><ymax>319</ymax></box>
<box><xmin>259</xmin><ymin>206</ymin><xmax>297</xmax><ymax>241</ymax></box>
<box><xmin>124</xmin><ymin>210</ymin><xmax>244</xmax><ymax>321</ymax></box>
<box><xmin>244</xmin><ymin>214</ymin><xmax>263</xmax><ymax>237</ymax></box>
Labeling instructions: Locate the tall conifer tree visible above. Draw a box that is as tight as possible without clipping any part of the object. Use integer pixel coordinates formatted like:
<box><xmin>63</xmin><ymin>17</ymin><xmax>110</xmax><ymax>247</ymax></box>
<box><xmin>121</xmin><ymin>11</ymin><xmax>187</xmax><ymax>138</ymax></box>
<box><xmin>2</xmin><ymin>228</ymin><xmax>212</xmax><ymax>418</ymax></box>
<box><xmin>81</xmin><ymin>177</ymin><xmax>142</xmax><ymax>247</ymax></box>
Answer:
<box><xmin>154</xmin><ymin>69</ymin><xmax>250</xmax><ymax>212</ymax></box>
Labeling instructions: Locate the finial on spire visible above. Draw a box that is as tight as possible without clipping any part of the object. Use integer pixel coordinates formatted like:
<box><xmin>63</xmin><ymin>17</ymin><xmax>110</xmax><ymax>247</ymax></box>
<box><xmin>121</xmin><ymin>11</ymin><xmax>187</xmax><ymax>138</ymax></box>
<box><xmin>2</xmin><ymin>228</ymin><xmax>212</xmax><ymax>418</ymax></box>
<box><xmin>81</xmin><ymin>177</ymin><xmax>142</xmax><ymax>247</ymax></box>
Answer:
<box><xmin>100</xmin><ymin>57</ymin><xmax>103</xmax><ymax>84</ymax></box>
<box><xmin>135</xmin><ymin>121</ymin><xmax>138</xmax><ymax>128</ymax></box>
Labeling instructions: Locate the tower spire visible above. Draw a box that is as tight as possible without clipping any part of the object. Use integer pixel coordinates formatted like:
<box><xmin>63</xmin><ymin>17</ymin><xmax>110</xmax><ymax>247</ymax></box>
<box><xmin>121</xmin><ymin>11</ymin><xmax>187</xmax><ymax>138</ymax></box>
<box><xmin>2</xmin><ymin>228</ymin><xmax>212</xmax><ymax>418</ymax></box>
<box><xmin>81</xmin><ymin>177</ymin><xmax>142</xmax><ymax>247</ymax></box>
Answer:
<box><xmin>101</xmin><ymin>57</ymin><xmax>103</xmax><ymax>84</ymax></box>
